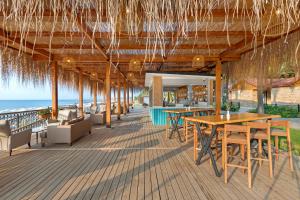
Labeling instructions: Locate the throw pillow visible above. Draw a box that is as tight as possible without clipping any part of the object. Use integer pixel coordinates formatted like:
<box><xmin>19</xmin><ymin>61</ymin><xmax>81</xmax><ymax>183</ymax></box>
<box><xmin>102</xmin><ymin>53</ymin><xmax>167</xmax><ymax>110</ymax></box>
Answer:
<box><xmin>0</xmin><ymin>120</ymin><xmax>11</xmax><ymax>137</ymax></box>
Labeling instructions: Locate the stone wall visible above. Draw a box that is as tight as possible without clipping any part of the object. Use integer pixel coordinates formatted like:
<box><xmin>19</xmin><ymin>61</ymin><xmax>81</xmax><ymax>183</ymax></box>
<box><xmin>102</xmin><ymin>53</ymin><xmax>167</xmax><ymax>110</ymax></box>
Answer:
<box><xmin>229</xmin><ymin>86</ymin><xmax>300</xmax><ymax>107</ymax></box>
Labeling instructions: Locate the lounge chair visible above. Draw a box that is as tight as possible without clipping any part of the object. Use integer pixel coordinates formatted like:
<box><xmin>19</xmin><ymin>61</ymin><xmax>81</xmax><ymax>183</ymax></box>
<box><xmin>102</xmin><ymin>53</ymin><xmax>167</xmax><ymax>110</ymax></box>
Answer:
<box><xmin>0</xmin><ymin>120</ymin><xmax>32</xmax><ymax>156</ymax></box>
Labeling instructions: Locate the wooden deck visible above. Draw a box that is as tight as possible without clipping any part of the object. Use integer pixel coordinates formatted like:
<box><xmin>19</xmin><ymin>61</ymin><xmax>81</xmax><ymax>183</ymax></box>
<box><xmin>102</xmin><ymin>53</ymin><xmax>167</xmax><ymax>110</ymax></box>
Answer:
<box><xmin>0</xmin><ymin>108</ymin><xmax>299</xmax><ymax>200</ymax></box>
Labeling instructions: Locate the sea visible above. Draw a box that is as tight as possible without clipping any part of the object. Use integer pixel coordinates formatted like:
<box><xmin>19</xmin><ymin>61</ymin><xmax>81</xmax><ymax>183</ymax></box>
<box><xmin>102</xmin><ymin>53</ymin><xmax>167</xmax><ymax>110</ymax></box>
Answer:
<box><xmin>0</xmin><ymin>99</ymin><xmax>96</xmax><ymax>113</ymax></box>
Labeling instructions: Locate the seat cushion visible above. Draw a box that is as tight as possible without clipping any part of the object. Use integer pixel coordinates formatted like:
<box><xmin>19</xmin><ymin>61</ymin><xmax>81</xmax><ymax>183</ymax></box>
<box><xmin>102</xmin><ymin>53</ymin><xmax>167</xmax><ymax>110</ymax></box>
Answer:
<box><xmin>203</xmin><ymin>127</ymin><xmax>224</xmax><ymax>135</ymax></box>
<box><xmin>0</xmin><ymin>120</ymin><xmax>11</xmax><ymax>137</ymax></box>
<box><xmin>65</xmin><ymin>117</ymin><xmax>84</xmax><ymax>125</ymax></box>
<box><xmin>271</xmin><ymin>128</ymin><xmax>287</xmax><ymax>137</ymax></box>
<box><xmin>226</xmin><ymin>133</ymin><xmax>247</xmax><ymax>144</ymax></box>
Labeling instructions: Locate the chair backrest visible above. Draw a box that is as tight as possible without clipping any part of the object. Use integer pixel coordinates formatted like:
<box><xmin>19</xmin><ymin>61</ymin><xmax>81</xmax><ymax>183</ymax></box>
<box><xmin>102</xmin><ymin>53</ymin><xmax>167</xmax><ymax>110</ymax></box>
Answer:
<box><xmin>0</xmin><ymin>120</ymin><xmax>11</xmax><ymax>137</ymax></box>
<box><xmin>270</xmin><ymin>120</ymin><xmax>289</xmax><ymax>128</ymax></box>
<box><xmin>247</xmin><ymin>121</ymin><xmax>270</xmax><ymax>135</ymax></box>
<box><xmin>90</xmin><ymin>106</ymin><xmax>98</xmax><ymax>114</ymax></box>
<box><xmin>224</xmin><ymin>124</ymin><xmax>250</xmax><ymax>137</ymax></box>
<box><xmin>247</xmin><ymin>121</ymin><xmax>270</xmax><ymax>129</ymax></box>
<box><xmin>58</xmin><ymin>110</ymin><xmax>72</xmax><ymax>121</ymax></box>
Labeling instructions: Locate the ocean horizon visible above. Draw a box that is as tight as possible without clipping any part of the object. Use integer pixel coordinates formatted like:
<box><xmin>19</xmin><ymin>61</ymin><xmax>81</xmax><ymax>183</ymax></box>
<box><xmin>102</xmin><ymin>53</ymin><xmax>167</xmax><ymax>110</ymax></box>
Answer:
<box><xmin>0</xmin><ymin>99</ymin><xmax>101</xmax><ymax>113</ymax></box>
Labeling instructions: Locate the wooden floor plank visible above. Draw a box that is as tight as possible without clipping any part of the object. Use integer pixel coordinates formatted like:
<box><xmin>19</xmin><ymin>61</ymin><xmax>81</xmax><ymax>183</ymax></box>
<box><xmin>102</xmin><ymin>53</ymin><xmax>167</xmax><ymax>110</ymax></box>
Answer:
<box><xmin>0</xmin><ymin>107</ymin><xmax>299</xmax><ymax>200</ymax></box>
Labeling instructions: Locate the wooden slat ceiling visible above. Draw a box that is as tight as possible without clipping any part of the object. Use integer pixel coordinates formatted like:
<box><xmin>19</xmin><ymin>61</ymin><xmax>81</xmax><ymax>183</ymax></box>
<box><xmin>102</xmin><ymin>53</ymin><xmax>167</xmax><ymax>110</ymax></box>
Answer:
<box><xmin>0</xmin><ymin>4</ymin><xmax>299</xmax><ymax>87</ymax></box>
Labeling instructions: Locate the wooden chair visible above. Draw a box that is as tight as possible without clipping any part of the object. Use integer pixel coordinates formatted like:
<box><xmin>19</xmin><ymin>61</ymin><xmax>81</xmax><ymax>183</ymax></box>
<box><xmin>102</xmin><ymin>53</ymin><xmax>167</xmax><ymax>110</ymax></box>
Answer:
<box><xmin>270</xmin><ymin>120</ymin><xmax>293</xmax><ymax>171</ymax></box>
<box><xmin>224</xmin><ymin>124</ymin><xmax>252</xmax><ymax>188</ymax></box>
<box><xmin>184</xmin><ymin>117</ymin><xmax>195</xmax><ymax>142</ymax></box>
<box><xmin>166</xmin><ymin>116</ymin><xmax>170</xmax><ymax>139</ymax></box>
<box><xmin>203</xmin><ymin>126</ymin><xmax>224</xmax><ymax>160</ymax></box>
<box><xmin>247</xmin><ymin>122</ymin><xmax>273</xmax><ymax>178</ymax></box>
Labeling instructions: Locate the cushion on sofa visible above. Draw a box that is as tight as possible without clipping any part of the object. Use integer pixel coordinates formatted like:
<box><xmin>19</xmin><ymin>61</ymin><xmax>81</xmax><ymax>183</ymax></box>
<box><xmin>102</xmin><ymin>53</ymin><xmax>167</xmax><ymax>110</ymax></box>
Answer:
<box><xmin>65</xmin><ymin>117</ymin><xmax>84</xmax><ymax>125</ymax></box>
<box><xmin>60</xmin><ymin>120</ymin><xmax>69</xmax><ymax>125</ymax></box>
<box><xmin>58</xmin><ymin>110</ymin><xmax>72</xmax><ymax>121</ymax></box>
<box><xmin>90</xmin><ymin>106</ymin><xmax>98</xmax><ymax>114</ymax></box>
<box><xmin>0</xmin><ymin>120</ymin><xmax>11</xmax><ymax>137</ymax></box>
<box><xmin>70</xmin><ymin>110</ymin><xmax>77</xmax><ymax>120</ymax></box>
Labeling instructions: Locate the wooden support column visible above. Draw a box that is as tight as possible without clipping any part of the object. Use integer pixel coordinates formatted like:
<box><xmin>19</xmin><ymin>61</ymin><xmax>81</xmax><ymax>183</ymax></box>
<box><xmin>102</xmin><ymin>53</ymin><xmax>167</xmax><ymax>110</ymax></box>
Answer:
<box><xmin>127</xmin><ymin>84</ymin><xmax>130</xmax><ymax>112</ymax></box>
<box><xmin>51</xmin><ymin>61</ymin><xmax>58</xmax><ymax>119</ymax></box>
<box><xmin>105</xmin><ymin>63</ymin><xmax>111</xmax><ymax>128</ymax></box>
<box><xmin>208</xmin><ymin>80</ymin><xmax>214</xmax><ymax>106</ymax></box>
<box><xmin>113</xmin><ymin>87</ymin><xmax>116</xmax><ymax>103</ymax></box>
<box><xmin>117</xmin><ymin>72</ymin><xmax>121</xmax><ymax>120</ymax></box>
<box><xmin>215</xmin><ymin>60</ymin><xmax>222</xmax><ymax>115</ymax></box>
<box><xmin>131</xmin><ymin>87</ymin><xmax>134</xmax><ymax>105</ymax></box>
<box><xmin>123</xmin><ymin>78</ymin><xmax>127</xmax><ymax>115</ymax></box>
<box><xmin>78</xmin><ymin>70</ymin><xmax>84</xmax><ymax>117</ymax></box>
<box><xmin>93</xmin><ymin>81</ymin><xmax>97</xmax><ymax>107</ymax></box>
<box><xmin>152</xmin><ymin>76</ymin><xmax>163</xmax><ymax>106</ymax></box>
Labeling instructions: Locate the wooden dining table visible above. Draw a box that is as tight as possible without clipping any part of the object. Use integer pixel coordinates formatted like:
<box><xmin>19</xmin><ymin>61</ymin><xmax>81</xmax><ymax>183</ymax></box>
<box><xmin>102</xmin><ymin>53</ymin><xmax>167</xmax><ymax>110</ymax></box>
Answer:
<box><xmin>164</xmin><ymin>108</ymin><xmax>214</xmax><ymax>142</ymax></box>
<box><xmin>185</xmin><ymin>112</ymin><xmax>281</xmax><ymax>177</ymax></box>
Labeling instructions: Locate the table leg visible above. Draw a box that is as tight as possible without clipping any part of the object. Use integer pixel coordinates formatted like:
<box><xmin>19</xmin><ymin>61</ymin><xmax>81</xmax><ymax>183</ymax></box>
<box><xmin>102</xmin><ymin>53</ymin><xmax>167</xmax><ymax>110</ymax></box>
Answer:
<box><xmin>36</xmin><ymin>132</ymin><xmax>39</xmax><ymax>144</ymax></box>
<box><xmin>168</xmin><ymin>113</ymin><xmax>184</xmax><ymax>142</ymax></box>
<box><xmin>195</xmin><ymin>123</ymin><xmax>221</xmax><ymax>177</ymax></box>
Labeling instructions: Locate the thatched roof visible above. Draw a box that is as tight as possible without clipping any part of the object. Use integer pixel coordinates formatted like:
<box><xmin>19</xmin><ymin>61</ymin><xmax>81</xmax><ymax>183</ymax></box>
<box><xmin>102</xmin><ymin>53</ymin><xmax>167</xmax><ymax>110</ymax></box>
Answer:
<box><xmin>0</xmin><ymin>0</ymin><xmax>300</xmax><ymax>89</ymax></box>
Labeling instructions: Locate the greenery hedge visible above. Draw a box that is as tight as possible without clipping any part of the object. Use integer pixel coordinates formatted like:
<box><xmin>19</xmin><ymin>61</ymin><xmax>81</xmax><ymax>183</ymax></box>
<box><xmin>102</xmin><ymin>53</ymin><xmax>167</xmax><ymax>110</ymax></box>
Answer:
<box><xmin>221</xmin><ymin>102</ymin><xmax>240</xmax><ymax>112</ymax></box>
<box><xmin>248</xmin><ymin>105</ymin><xmax>300</xmax><ymax>118</ymax></box>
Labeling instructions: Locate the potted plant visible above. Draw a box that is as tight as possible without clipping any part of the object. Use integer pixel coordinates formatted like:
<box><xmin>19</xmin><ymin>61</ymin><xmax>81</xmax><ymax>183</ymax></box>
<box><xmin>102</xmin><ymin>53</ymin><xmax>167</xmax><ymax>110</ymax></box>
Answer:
<box><xmin>37</xmin><ymin>108</ymin><xmax>51</xmax><ymax>120</ymax></box>
<box><xmin>225</xmin><ymin>102</ymin><xmax>230</xmax><ymax>117</ymax></box>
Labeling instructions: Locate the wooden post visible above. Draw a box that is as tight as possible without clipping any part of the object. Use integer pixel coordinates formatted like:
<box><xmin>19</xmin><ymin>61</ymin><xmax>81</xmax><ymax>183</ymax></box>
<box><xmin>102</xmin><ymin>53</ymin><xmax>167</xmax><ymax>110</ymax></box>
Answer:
<box><xmin>117</xmin><ymin>72</ymin><xmax>121</xmax><ymax>120</ymax></box>
<box><xmin>93</xmin><ymin>81</ymin><xmax>97</xmax><ymax>107</ymax></box>
<box><xmin>78</xmin><ymin>70</ymin><xmax>84</xmax><ymax>117</ymax></box>
<box><xmin>51</xmin><ymin>61</ymin><xmax>58</xmax><ymax>119</ymax></box>
<box><xmin>131</xmin><ymin>87</ymin><xmax>134</xmax><ymax>105</ymax></box>
<box><xmin>208</xmin><ymin>80</ymin><xmax>214</xmax><ymax>106</ymax></box>
<box><xmin>105</xmin><ymin>63</ymin><xmax>111</xmax><ymax>128</ymax></box>
<box><xmin>127</xmin><ymin>84</ymin><xmax>130</xmax><ymax>112</ymax></box>
<box><xmin>152</xmin><ymin>76</ymin><xmax>163</xmax><ymax>106</ymax></box>
<box><xmin>123</xmin><ymin>78</ymin><xmax>127</xmax><ymax>115</ymax></box>
<box><xmin>215</xmin><ymin>60</ymin><xmax>222</xmax><ymax>115</ymax></box>
<box><xmin>113</xmin><ymin>87</ymin><xmax>116</xmax><ymax>103</ymax></box>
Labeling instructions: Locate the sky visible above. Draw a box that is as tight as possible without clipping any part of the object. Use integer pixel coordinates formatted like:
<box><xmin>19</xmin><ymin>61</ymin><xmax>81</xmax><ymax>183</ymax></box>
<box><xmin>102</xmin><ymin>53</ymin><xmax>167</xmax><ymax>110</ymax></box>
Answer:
<box><xmin>0</xmin><ymin>77</ymin><xmax>93</xmax><ymax>100</ymax></box>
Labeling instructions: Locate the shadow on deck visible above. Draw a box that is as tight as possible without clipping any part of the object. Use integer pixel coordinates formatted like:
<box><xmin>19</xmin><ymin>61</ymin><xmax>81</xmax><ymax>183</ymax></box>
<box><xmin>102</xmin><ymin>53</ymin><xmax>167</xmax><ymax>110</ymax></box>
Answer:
<box><xmin>0</xmin><ymin>107</ymin><xmax>299</xmax><ymax>200</ymax></box>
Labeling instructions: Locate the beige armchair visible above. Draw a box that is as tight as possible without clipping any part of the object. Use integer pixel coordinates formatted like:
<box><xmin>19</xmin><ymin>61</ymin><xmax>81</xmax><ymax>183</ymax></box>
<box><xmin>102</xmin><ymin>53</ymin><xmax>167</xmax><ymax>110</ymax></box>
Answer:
<box><xmin>0</xmin><ymin>120</ymin><xmax>32</xmax><ymax>156</ymax></box>
<box><xmin>90</xmin><ymin>106</ymin><xmax>106</xmax><ymax>125</ymax></box>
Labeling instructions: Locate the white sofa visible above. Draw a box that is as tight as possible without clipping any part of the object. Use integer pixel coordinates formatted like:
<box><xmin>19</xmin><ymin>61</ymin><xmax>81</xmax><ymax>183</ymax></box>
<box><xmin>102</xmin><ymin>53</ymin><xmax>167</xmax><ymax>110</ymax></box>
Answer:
<box><xmin>47</xmin><ymin>117</ymin><xmax>91</xmax><ymax>146</ymax></box>
<box><xmin>90</xmin><ymin>106</ymin><xmax>106</xmax><ymax>125</ymax></box>
<box><xmin>0</xmin><ymin>120</ymin><xmax>32</xmax><ymax>156</ymax></box>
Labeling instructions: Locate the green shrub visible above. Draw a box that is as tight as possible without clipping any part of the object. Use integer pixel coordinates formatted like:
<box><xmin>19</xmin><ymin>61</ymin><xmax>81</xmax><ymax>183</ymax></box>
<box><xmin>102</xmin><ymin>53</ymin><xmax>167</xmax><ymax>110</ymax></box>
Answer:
<box><xmin>221</xmin><ymin>102</ymin><xmax>240</xmax><ymax>112</ymax></box>
<box><xmin>248</xmin><ymin>105</ymin><xmax>300</xmax><ymax>118</ymax></box>
<box><xmin>37</xmin><ymin>108</ymin><xmax>51</xmax><ymax>115</ymax></box>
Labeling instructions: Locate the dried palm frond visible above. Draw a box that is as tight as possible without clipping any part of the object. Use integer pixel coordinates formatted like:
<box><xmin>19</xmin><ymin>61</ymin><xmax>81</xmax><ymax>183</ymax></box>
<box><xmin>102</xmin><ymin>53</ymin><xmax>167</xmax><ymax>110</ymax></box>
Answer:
<box><xmin>225</xmin><ymin>29</ymin><xmax>300</xmax><ymax>89</ymax></box>
<box><xmin>0</xmin><ymin>0</ymin><xmax>299</xmax><ymax>61</ymax></box>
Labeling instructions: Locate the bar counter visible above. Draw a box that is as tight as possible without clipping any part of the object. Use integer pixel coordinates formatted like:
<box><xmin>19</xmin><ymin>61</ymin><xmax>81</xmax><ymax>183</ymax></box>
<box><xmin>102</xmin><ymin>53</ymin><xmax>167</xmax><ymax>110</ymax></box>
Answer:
<box><xmin>149</xmin><ymin>106</ymin><xmax>213</xmax><ymax>125</ymax></box>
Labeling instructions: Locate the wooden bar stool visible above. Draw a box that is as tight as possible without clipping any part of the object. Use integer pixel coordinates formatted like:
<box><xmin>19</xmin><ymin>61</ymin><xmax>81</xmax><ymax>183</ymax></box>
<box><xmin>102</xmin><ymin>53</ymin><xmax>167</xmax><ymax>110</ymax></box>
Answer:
<box><xmin>270</xmin><ymin>120</ymin><xmax>293</xmax><ymax>171</ymax></box>
<box><xmin>183</xmin><ymin>117</ymin><xmax>194</xmax><ymax>142</ymax></box>
<box><xmin>166</xmin><ymin>116</ymin><xmax>171</xmax><ymax>139</ymax></box>
<box><xmin>224</xmin><ymin>124</ymin><xmax>252</xmax><ymax>188</ymax></box>
<box><xmin>247</xmin><ymin>122</ymin><xmax>273</xmax><ymax>178</ymax></box>
<box><xmin>202</xmin><ymin>125</ymin><xmax>224</xmax><ymax>160</ymax></box>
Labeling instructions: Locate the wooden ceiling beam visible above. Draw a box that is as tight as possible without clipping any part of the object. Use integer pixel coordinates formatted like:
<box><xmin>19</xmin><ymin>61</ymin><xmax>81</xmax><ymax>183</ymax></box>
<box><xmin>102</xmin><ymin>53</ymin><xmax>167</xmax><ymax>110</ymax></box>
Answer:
<box><xmin>9</xmin><ymin>31</ymin><xmax>252</xmax><ymax>39</ymax></box>
<box><xmin>67</xmin><ymin>12</ymin><xmax>128</xmax><ymax>80</ymax></box>
<box><xmin>33</xmin><ymin>54</ymin><xmax>240</xmax><ymax>63</ymax></box>
<box><xmin>0</xmin><ymin>9</ymin><xmax>251</xmax><ymax>21</ymax></box>
<box><xmin>35</xmin><ymin>43</ymin><xmax>230</xmax><ymax>50</ymax></box>
<box><xmin>71</xmin><ymin>15</ymin><xmax>108</xmax><ymax>59</ymax></box>
<box><xmin>0</xmin><ymin>29</ymin><xmax>51</xmax><ymax>58</ymax></box>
